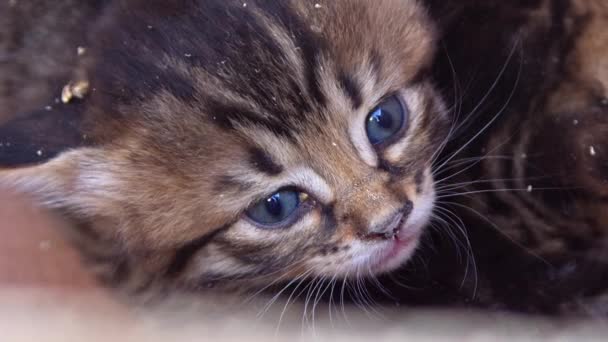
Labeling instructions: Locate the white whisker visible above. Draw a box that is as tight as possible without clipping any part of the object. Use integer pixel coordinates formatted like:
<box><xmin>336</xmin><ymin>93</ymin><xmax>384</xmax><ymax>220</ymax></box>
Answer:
<box><xmin>433</xmin><ymin>38</ymin><xmax>522</xmax><ymax>174</ymax></box>
<box><xmin>436</xmin><ymin>186</ymin><xmax>572</xmax><ymax>199</ymax></box>
<box><xmin>439</xmin><ymin>200</ymin><xmax>553</xmax><ymax>267</ymax></box>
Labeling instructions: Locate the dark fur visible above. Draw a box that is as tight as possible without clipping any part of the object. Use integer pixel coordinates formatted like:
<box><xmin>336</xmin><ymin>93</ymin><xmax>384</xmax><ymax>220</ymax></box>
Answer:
<box><xmin>374</xmin><ymin>0</ymin><xmax>608</xmax><ymax>316</ymax></box>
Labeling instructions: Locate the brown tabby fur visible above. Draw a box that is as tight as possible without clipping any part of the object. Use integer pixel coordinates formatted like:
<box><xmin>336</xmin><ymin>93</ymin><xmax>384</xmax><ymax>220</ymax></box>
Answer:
<box><xmin>1</xmin><ymin>0</ymin><xmax>447</xmax><ymax>296</ymax></box>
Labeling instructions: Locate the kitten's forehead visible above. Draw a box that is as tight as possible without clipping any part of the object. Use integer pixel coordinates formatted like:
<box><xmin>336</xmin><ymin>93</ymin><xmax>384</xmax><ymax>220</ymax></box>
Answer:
<box><xmin>307</xmin><ymin>0</ymin><xmax>436</xmax><ymax>83</ymax></box>
<box><xmin>83</xmin><ymin>0</ymin><xmax>435</xmax><ymax>142</ymax></box>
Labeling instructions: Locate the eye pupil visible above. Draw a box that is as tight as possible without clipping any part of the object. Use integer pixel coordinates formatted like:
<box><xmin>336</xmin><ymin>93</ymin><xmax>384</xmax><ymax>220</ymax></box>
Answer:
<box><xmin>265</xmin><ymin>194</ymin><xmax>283</xmax><ymax>217</ymax></box>
<box><xmin>370</xmin><ymin>109</ymin><xmax>394</xmax><ymax>130</ymax></box>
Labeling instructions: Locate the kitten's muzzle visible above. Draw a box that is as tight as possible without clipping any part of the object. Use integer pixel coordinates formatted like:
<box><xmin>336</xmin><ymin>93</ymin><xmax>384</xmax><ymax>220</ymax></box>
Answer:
<box><xmin>359</xmin><ymin>202</ymin><xmax>413</xmax><ymax>241</ymax></box>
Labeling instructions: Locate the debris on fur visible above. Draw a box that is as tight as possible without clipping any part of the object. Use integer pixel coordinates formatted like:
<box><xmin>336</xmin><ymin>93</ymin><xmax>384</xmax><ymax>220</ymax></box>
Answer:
<box><xmin>61</xmin><ymin>80</ymin><xmax>90</xmax><ymax>104</ymax></box>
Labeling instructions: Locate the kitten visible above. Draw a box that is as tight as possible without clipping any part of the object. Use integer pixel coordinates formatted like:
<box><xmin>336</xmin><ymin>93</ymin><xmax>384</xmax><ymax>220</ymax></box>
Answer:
<box><xmin>0</xmin><ymin>0</ymin><xmax>449</xmax><ymax>295</ymax></box>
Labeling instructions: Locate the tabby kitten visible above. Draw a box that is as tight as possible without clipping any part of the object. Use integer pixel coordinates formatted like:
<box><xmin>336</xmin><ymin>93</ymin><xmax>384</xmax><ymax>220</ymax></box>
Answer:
<box><xmin>0</xmin><ymin>0</ymin><xmax>449</xmax><ymax>294</ymax></box>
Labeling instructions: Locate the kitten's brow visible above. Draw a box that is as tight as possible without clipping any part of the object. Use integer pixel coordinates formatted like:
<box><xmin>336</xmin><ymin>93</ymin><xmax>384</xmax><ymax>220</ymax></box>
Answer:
<box><xmin>338</xmin><ymin>71</ymin><xmax>363</xmax><ymax>109</ymax></box>
<box><xmin>248</xmin><ymin>147</ymin><xmax>283</xmax><ymax>176</ymax></box>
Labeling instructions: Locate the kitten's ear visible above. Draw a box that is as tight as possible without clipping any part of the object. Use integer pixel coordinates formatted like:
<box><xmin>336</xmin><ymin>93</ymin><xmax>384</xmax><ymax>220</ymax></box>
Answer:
<box><xmin>0</xmin><ymin>103</ymin><xmax>114</xmax><ymax>221</ymax></box>
<box><xmin>0</xmin><ymin>148</ymin><xmax>113</xmax><ymax>219</ymax></box>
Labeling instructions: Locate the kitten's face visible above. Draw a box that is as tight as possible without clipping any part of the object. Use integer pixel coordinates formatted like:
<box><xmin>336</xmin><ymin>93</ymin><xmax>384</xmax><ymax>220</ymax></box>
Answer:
<box><xmin>1</xmin><ymin>0</ymin><xmax>448</xmax><ymax>290</ymax></box>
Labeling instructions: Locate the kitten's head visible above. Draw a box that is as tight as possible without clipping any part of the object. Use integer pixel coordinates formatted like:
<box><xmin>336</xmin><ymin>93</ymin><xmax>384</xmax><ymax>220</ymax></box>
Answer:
<box><xmin>0</xmin><ymin>0</ymin><xmax>449</xmax><ymax>291</ymax></box>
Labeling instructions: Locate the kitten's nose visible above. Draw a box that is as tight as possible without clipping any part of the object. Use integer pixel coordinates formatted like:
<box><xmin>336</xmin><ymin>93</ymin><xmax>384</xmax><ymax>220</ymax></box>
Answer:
<box><xmin>361</xmin><ymin>202</ymin><xmax>413</xmax><ymax>241</ymax></box>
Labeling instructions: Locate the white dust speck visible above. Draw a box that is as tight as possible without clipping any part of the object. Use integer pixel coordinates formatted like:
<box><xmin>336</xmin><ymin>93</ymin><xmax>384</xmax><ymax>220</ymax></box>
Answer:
<box><xmin>573</xmin><ymin>119</ymin><xmax>579</xmax><ymax>125</ymax></box>
<box><xmin>310</xmin><ymin>25</ymin><xmax>322</xmax><ymax>33</ymax></box>
<box><xmin>39</xmin><ymin>240</ymin><xmax>52</xmax><ymax>251</ymax></box>
<box><xmin>332</xmin><ymin>142</ymin><xmax>337</xmax><ymax>147</ymax></box>
<box><xmin>61</xmin><ymin>80</ymin><xmax>90</xmax><ymax>103</ymax></box>
<box><xmin>184</xmin><ymin>53</ymin><xmax>192</xmax><ymax>58</ymax></box>
<box><xmin>527</xmin><ymin>185</ymin><xmax>533</xmax><ymax>192</ymax></box>
<box><xmin>242</xmin><ymin>2</ymin><xmax>247</xmax><ymax>7</ymax></box>
<box><xmin>147</xmin><ymin>25</ymin><xmax>153</xmax><ymax>30</ymax></box>
<box><xmin>44</xmin><ymin>105</ymin><xmax>52</xmax><ymax>111</ymax></box>
<box><xmin>314</xmin><ymin>3</ymin><xmax>322</xmax><ymax>8</ymax></box>
<box><xmin>77</xmin><ymin>46</ymin><xmax>86</xmax><ymax>56</ymax></box>
<box><xmin>36</xmin><ymin>150</ymin><xmax>43</xmax><ymax>156</ymax></box>
<box><xmin>590</xmin><ymin>146</ymin><xmax>596</xmax><ymax>156</ymax></box>
<box><xmin>61</xmin><ymin>85</ymin><xmax>72</xmax><ymax>103</ymax></box>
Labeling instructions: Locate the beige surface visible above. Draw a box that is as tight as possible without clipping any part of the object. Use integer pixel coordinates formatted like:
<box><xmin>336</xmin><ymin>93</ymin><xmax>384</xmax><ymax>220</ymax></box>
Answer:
<box><xmin>0</xmin><ymin>288</ymin><xmax>607</xmax><ymax>342</ymax></box>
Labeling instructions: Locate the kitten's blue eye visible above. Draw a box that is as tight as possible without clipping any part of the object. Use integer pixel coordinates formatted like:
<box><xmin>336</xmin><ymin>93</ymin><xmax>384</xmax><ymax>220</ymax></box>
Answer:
<box><xmin>365</xmin><ymin>95</ymin><xmax>408</xmax><ymax>145</ymax></box>
<box><xmin>246</xmin><ymin>189</ymin><xmax>303</xmax><ymax>227</ymax></box>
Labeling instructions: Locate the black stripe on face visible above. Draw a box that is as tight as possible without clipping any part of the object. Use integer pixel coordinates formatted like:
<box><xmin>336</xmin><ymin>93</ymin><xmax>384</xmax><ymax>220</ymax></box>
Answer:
<box><xmin>164</xmin><ymin>225</ymin><xmax>229</xmax><ymax>278</ymax></box>
<box><xmin>338</xmin><ymin>72</ymin><xmax>363</xmax><ymax>109</ymax></box>
<box><xmin>205</xmin><ymin>99</ymin><xmax>292</xmax><ymax>137</ymax></box>
<box><xmin>378</xmin><ymin>158</ymin><xmax>410</xmax><ymax>177</ymax></box>
<box><xmin>214</xmin><ymin>175</ymin><xmax>254</xmax><ymax>193</ymax></box>
<box><xmin>214</xmin><ymin>237</ymin><xmax>291</xmax><ymax>271</ymax></box>
<box><xmin>248</xmin><ymin>147</ymin><xmax>283</xmax><ymax>176</ymax></box>
<box><xmin>257</xmin><ymin>2</ymin><xmax>327</xmax><ymax>107</ymax></box>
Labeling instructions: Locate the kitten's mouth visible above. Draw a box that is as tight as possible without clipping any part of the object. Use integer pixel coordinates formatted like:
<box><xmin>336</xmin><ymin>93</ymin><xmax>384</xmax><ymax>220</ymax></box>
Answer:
<box><xmin>366</xmin><ymin>181</ymin><xmax>436</xmax><ymax>274</ymax></box>
<box><xmin>370</xmin><ymin>227</ymin><xmax>422</xmax><ymax>274</ymax></box>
